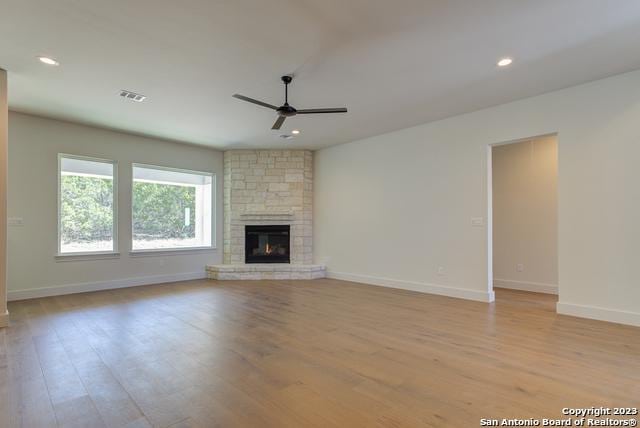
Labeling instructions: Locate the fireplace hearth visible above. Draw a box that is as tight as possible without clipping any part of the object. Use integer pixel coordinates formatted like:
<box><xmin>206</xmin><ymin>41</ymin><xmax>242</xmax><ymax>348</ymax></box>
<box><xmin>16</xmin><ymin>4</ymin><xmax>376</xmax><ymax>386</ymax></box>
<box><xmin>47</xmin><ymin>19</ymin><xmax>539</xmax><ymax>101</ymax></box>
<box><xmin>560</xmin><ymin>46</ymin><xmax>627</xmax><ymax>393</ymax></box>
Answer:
<box><xmin>245</xmin><ymin>225</ymin><xmax>290</xmax><ymax>264</ymax></box>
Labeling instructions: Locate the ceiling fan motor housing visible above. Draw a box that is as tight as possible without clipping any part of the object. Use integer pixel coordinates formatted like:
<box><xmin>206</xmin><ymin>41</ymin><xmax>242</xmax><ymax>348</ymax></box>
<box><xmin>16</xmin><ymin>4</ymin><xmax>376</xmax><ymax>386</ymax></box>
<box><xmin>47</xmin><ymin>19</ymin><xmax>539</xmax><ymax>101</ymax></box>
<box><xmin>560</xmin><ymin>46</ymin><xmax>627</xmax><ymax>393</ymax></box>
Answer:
<box><xmin>277</xmin><ymin>104</ymin><xmax>297</xmax><ymax>117</ymax></box>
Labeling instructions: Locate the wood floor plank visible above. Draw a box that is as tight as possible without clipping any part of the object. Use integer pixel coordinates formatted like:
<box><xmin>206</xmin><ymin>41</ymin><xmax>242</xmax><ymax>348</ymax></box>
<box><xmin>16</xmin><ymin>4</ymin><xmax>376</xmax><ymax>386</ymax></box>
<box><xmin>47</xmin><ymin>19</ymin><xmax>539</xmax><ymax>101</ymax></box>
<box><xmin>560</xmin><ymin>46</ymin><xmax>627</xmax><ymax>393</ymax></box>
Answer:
<box><xmin>51</xmin><ymin>395</ymin><xmax>107</xmax><ymax>428</ymax></box>
<box><xmin>3</xmin><ymin>279</ymin><xmax>639</xmax><ymax>427</ymax></box>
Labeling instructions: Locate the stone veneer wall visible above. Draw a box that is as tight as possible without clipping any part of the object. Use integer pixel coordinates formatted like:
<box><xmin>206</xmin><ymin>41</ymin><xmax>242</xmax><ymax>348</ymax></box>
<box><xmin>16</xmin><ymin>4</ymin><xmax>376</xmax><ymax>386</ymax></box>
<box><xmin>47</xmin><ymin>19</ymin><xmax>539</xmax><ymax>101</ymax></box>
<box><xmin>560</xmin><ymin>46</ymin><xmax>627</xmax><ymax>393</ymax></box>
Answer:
<box><xmin>223</xmin><ymin>150</ymin><xmax>313</xmax><ymax>265</ymax></box>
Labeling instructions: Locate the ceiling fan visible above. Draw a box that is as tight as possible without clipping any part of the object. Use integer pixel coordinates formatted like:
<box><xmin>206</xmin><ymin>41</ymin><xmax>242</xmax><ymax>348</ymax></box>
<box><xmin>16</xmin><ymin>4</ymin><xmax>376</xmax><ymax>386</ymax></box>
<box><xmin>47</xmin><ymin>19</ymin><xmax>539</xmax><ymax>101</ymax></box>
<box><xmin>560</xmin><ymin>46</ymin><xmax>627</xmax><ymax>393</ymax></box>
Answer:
<box><xmin>233</xmin><ymin>75</ymin><xmax>348</xmax><ymax>130</ymax></box>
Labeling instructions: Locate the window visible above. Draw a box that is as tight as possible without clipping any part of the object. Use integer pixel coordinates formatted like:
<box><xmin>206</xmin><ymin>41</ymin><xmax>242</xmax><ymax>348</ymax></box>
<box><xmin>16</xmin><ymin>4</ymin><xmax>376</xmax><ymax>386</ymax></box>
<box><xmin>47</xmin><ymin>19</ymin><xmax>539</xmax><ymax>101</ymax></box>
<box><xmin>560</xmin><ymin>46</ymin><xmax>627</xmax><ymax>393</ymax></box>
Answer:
<box><xmin>58</xmin><ymin>155</ymin><xmax>117</xmax><ymax>254</ymax></box>
<box><xmin>132</xmin><ymin>164</ymin><xmax>213</xmax><ymax>251</ymax></box>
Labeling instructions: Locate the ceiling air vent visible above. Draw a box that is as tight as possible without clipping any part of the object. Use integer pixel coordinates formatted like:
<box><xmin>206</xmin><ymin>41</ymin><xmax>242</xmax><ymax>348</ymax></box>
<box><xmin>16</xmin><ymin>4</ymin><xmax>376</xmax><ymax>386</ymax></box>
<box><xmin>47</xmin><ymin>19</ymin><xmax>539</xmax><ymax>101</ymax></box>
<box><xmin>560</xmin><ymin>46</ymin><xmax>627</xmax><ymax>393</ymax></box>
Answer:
<box><xmin>119</xmin><ymin>90</ymin><xmax>146</xmax><ymax>103</ymax></box>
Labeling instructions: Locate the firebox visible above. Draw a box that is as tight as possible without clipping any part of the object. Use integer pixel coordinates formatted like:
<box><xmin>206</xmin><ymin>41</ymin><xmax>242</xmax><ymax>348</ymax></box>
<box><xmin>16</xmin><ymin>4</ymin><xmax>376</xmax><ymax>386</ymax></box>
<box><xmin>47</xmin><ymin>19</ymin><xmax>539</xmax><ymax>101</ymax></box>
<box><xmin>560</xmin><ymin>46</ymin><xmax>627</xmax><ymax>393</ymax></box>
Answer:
<box><xmin>245</xmin><ymin>225</ymin><xmax>290</xmax><ymax>264</ymax></box>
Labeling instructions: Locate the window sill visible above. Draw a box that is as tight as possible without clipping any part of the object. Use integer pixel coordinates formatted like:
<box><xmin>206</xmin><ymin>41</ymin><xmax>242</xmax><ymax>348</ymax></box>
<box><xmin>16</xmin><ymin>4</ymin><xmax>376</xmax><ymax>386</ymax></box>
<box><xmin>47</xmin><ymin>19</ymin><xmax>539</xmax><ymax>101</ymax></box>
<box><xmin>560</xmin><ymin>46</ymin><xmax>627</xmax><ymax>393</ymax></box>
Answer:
<box><xmin>128</xmin><ymin>247</ymin><xmax>217</xmax><ymax>257</ymax></box>
<box><xmin>55</xmin><ymin>252</ymin><xmax>120</xmax><ymax>262</ymax></box>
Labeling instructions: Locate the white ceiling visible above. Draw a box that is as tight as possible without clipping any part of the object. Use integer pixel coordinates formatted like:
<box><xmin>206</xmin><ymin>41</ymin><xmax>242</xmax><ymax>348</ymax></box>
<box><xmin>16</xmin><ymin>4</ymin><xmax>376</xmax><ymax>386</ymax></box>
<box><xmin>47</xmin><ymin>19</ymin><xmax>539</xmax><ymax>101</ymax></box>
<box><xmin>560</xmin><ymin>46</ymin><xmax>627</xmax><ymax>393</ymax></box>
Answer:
<box><xmin>2</xmin><ymin>0</ymin><xmax>640</xmax><ymax>150</ymax></box>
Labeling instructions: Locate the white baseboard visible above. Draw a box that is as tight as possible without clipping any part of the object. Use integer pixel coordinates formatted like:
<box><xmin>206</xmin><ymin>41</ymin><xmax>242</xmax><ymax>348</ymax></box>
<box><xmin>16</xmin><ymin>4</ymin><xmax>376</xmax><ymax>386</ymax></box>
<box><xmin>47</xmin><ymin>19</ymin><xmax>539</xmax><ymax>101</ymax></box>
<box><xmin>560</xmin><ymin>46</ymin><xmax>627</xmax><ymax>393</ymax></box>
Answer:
<box><xmin>493</xmin><ymin>278</ymin><xmax>558</xmax><ymax>295</ymax></box>
<box><xmin>557</xmin><ymin>302</ymin><xmax>640</xmax><ymax>327</ymax></box>
<box><xmin>7</xmin><ymin>271</ymin><xmax>207</xmax><ymax>301</ymax></box>
<box><xmin>0</xmin><ymin>310</ymin><xmax>9</xmax><ymax>328</ymax></box>
<box><xmin>327</xmin><ymin>271</ymin><xmax>495</xmax><ymax>303</ymax></box>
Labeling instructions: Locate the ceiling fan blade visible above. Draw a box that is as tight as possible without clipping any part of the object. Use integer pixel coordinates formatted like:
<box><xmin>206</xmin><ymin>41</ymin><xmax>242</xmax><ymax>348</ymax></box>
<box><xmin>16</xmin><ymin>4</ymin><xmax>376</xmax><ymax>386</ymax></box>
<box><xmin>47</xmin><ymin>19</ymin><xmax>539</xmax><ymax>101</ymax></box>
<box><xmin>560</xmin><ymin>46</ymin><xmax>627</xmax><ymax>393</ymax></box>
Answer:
<box><xmin>272</xmin><ymin>116</ymin><xmax>286</xmax><ymax>130</ymax></box>
<box><xmin>296</xmin><ymin>108</ymin><xmax>348</xmax><ymax>114</ymax></box>
<box><xmin>233</xmin><ymin>94</ymin><xmax>278</xmax><ymax>110</ymax></box>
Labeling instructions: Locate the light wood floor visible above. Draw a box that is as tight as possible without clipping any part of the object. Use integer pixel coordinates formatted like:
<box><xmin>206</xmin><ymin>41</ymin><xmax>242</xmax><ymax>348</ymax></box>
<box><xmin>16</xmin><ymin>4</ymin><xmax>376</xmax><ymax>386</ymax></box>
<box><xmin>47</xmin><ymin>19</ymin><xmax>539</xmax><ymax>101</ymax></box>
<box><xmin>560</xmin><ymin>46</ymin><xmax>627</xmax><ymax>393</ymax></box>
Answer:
<box><xmin>1</xmin><ymin>279</ymin><xmax>638</xmax><ymax>427</ymax></box>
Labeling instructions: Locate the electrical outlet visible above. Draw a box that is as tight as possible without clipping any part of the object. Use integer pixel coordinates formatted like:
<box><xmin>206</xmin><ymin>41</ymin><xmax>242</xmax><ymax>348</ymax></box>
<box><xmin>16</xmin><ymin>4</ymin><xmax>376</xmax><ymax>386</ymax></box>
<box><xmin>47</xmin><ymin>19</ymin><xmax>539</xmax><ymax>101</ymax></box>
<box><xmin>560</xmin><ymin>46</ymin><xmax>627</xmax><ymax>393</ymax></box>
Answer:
<box><xmin>437</xmin><ymin>266</ymin><xmax>445</xmax><ymax>276</ymax></box>
<box><xmin>516</xmin><ymin>263</ymin><xmax>524</xmax><ymax>272</ymax></box>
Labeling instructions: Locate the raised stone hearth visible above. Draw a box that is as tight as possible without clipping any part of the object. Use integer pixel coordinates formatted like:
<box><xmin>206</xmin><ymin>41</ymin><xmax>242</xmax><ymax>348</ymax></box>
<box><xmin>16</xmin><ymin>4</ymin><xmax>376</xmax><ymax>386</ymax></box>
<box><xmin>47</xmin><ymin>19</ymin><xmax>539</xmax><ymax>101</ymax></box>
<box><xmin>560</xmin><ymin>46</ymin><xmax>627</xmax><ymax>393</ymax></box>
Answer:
<box><xmin>210</xmin><ymin>149</ymin><xmax>325</xmax><ymax>280</ymax></box>
<box><xmin>206</xmin><ymin>264</ymin><xmax>326</xmax><ymax>280</ymax></box>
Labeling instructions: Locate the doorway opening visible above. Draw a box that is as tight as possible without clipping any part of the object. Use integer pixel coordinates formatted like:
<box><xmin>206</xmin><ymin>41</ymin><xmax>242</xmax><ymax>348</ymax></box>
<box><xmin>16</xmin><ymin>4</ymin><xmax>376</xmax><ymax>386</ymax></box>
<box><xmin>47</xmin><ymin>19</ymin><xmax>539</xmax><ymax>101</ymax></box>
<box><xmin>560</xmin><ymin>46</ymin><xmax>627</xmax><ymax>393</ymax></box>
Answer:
<box><xmin>488</xmin><ymin>134</ymin><xmax>559</xmax><ymax>305</ymax></box>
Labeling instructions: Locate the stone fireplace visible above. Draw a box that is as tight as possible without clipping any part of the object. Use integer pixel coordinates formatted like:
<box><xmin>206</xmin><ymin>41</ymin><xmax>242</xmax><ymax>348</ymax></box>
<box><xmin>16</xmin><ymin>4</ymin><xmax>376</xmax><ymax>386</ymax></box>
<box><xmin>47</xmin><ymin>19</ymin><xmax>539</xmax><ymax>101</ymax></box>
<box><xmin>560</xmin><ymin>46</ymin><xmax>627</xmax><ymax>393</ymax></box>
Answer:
<box><xmin>206</xmin><ymin>150</ymin><xmax>325</xmax><ymax>280</ymax></box>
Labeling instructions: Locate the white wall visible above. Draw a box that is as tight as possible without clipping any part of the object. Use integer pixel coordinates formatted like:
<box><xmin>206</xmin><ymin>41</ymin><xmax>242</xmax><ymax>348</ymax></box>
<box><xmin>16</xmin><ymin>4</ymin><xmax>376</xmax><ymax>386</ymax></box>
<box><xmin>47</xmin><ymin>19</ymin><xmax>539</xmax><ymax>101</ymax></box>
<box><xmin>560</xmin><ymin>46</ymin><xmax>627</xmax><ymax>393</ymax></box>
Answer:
<box><xmin>0</xmin><ymin>70</ymin><xmax>7</xmax><ymax>326</ymax></box>
<box><xmin>8</xmin><ymin>112</ymin><xmax>223</xmax><ymax>300</ymax></box>
<box><xmin>492</xmin><ymin>136</ymin><xmax>558</xmax><ymax>294</ymax></box>
<box><xmin>314</xmin><ymin>69</ymin><xmax>640</xmax><ymax>326</ymax></box>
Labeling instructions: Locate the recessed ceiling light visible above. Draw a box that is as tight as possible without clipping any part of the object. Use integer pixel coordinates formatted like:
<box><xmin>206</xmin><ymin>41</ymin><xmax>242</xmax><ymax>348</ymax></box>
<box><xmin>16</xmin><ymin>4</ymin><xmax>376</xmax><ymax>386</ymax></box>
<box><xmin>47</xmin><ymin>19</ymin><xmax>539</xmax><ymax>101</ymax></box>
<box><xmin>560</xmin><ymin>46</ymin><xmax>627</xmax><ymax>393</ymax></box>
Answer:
<box><xmin>497</xmin><ymin>57</ymin><xmax>513</xmax><ymax>67</ymax></box>
<box><xmin>37</xmin><ymin>56</ymin><xmax>59</xmax><ymax>66</ymax></box>
<box><xmin>291</xmin><ymin>129</ymin><xmax>300</xmax><ymax>135</ymax></box>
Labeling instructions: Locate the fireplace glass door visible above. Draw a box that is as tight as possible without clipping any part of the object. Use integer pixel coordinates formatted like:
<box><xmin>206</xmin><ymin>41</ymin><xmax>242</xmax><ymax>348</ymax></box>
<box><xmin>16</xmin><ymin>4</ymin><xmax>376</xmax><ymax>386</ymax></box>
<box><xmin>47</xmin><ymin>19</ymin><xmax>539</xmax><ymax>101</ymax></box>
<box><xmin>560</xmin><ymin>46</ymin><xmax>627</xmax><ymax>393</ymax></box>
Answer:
<box><xmin>245</xmin><ymin>225</ymin><xmax>290</xmax><ymax>264</ymax></box>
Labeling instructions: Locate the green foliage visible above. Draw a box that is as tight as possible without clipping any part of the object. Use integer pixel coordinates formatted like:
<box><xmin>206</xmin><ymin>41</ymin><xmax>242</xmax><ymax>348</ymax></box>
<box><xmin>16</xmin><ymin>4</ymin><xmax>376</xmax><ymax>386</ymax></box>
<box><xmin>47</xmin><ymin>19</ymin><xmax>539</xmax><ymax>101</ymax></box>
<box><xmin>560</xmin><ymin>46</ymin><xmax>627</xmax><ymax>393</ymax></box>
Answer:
<box><xmin>132</xmin><ymin>181</ymin><xmax>195</xmax><ymax>240</ymax></box>
<box><xmin>61</xmin><ymin>175</ymin><xmax>113</xmax><ymax>243</ymax></box>
<box><xmin>61</xmin><ymin>176</ymin><xmax>196</xmax><ymax>245</ymax></box>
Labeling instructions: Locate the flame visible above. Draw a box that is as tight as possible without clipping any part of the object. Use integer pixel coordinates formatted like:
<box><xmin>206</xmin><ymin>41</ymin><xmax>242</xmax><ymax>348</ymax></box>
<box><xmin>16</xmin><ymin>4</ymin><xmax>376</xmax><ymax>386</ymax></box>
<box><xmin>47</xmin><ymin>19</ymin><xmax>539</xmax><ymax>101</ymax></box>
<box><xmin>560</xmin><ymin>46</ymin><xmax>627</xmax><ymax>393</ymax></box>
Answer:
<box><xmin>265</xmin><ymin>243</ymin><xmax>272</xmax><ymax>255</ymax></box>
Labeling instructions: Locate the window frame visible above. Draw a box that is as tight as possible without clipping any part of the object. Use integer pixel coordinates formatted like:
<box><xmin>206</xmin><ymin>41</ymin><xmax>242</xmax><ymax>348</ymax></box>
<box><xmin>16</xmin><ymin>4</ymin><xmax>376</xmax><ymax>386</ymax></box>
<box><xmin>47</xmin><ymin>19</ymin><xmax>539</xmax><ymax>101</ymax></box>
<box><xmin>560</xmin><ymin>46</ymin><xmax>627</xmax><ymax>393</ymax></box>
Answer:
<box><xmin>57</xmin><ymin>153</ymin><xmax>119</xmax><ymax>257</ymax></box>
<box><xmin>129</xmin><ymin>163</ymin><xmax>216</xmax><ymax>254</ymax></box>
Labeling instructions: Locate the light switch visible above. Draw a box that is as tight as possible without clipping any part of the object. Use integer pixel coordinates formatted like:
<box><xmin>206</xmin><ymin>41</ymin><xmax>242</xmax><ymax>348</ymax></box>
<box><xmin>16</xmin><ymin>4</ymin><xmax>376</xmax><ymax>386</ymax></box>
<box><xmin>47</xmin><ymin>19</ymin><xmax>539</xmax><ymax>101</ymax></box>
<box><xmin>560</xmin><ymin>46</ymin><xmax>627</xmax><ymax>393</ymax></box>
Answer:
<box><xmin>471</xmin><ymin>217</ymin><xmax>484</xmax><ymax>227</ymax></box>
<box><xmin>8</xmin><ymin>217</ymin><xmax>24</xmax><ymax>227</ymax></box>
